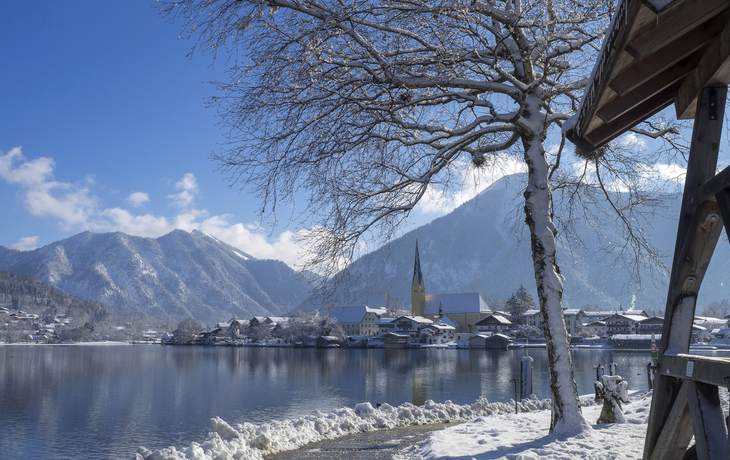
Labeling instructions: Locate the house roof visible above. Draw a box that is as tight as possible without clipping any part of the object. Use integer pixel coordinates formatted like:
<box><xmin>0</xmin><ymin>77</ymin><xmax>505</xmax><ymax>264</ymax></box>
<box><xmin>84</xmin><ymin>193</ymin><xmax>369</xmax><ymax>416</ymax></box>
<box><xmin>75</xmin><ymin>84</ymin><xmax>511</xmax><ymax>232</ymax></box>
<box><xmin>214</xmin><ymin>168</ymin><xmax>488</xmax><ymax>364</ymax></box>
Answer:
<box><xmin>565</xmin><ymin>0</ymin><xmax>730</xmax><ymax>152</ymax></box>
<box><xmin>423</xmin><ymin>293</ymin><xmax>490</xmax><ymax>315</ymax></box>
<box><xmin>426</xmin><ymin>323</ymin><xmax>456</xmax><ymax>331</ymax></box>
<box><xmin>434</xmin><ymin>316</ymin><xmax>461</xmax><ymax>329</ymax></box>
<box><xmin>475</xmin><ymin>314</ymin><xmax>512</xmax><ymax>326</ymax></box>
<box><xmin>523</xmin><ymin>310</ymin><xmax>541</xmax><ymax>317</ymax></box>
<box><xmin>329</xmin><ymin>305</ymin><xmax>386</xmax><ymax>323</ymax></box>
<box><xmin>375</xmin><ymin>318</ymin><xmax>396</xmax><ymax>325</ymax></box>
<box><xmin>563</xmin><ymin>309</ymin><xmax>585</xmax><ymax>317</ymax></box>
<box><xmin>393</xmin><ymin>315</ymin><xmax>433</xmax><ymax>325</ymax></box>
<box><xmin>605</xmin><ymin>314</ymin><xmax>649</xmax><ymax>323</ymax></box>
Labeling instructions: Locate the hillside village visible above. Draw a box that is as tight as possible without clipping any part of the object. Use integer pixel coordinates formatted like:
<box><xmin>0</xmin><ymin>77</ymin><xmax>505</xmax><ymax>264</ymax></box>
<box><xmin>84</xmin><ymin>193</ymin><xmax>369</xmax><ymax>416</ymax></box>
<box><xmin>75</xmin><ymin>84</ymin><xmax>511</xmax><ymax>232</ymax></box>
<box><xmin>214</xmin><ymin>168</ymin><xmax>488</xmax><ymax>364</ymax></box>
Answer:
<box><xmin>3</xmin><ymin>243</ymin><xmax>729</xmax><ymax>350</ymax></box>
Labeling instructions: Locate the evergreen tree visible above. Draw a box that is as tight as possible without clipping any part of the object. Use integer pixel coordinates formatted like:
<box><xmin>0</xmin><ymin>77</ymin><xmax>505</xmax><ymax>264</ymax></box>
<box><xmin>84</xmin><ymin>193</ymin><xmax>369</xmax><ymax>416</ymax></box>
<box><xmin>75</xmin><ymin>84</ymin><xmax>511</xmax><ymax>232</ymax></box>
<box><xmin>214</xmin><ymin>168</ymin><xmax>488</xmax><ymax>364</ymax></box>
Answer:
<box><xmin>508</xmin><ymin>285</ymin><xmax>537</xmax><ymax>325</ymax></box>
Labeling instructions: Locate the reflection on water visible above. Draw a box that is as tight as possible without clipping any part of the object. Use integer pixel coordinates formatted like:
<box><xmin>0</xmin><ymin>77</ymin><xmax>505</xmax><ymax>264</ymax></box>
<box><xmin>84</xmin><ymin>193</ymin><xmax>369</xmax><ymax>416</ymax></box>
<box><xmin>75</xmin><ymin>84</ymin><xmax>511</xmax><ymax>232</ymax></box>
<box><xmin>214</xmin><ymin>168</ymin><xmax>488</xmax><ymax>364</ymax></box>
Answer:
<box><xmin>1</xmin><ymin>345</ymin><xmax>709</xmax><ymax>459</ymax></box>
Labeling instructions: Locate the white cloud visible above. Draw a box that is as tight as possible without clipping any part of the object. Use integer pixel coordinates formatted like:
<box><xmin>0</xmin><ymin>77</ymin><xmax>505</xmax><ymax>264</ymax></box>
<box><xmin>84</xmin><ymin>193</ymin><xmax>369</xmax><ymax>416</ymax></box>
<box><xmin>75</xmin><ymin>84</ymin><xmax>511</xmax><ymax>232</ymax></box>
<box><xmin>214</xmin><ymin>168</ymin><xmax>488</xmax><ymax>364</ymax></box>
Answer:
<box><xmin>0</xmin><ymin>147</ymin><xmax>54</xmax><ymax>186</ymax></box>
<box><xmin>126</xmin><ymin>191</ymin><xmax>150</xmax><ymax>207</ymax></box>
<box><xmin>0</xmin><ymin>147</ymin><xmax>308</xmax><ymax>268</ymax></box>
<box><xmin>645</xmin><ymin>163</ymin><xmax>685</xmax><ymax>186</ymax></box>
<box><xmin>415</xmin><ymin>155</ymin><xmax>526</xmax><ymax>216</ymax></box>
<box><xmin>168</xmin><ymin>173</ymin><xmax>198</xmax><ymax>209</ymax></box>
<box><xmin>11</xmin><ymin>236</ymin><xmax>39</xmax><ymax>251</ymax></box>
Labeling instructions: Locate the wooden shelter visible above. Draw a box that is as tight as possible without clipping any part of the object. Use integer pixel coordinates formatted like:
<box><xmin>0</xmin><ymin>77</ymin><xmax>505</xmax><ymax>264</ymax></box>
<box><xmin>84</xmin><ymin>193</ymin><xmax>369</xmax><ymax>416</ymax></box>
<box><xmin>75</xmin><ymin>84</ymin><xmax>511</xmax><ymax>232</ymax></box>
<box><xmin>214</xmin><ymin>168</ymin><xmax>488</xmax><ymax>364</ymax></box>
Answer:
<box><xmin>565</xmin><ymin>0</ymin><xmax>730</xmax><ymax>459</ymax></box>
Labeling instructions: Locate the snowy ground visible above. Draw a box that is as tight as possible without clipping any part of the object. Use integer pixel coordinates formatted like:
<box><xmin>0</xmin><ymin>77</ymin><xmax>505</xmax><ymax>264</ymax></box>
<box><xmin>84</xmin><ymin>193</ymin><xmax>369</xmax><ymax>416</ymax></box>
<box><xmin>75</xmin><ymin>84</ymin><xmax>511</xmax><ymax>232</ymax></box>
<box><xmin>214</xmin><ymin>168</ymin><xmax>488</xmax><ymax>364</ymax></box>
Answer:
<box><xmin>136</xmin><ymin>389</ymin><xmax>680</xmax><ymax>460</ymax></box>
<box><xmin>394</xmin><ymin>391</ymin><xmax>653</xmax><ymax>460</ymax></box>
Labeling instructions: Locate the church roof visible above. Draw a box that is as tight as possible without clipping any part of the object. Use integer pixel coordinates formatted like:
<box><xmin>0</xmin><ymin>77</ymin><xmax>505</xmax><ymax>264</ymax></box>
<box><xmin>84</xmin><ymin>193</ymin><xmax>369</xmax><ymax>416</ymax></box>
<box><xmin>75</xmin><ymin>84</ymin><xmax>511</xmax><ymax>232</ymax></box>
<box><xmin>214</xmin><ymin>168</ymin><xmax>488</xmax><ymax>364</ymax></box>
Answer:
<box><xmin>423</xmin><ymin>293</ymin><xmax>490</xmax><ymax>315</ymax></box>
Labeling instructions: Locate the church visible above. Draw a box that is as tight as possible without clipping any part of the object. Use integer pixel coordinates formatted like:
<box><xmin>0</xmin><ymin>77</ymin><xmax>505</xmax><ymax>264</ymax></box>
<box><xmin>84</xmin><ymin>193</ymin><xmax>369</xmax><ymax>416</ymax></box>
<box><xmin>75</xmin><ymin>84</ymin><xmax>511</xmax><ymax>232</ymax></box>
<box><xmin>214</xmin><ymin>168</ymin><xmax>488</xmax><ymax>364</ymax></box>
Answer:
<box><xmin>410</xmin><ymin>240</ymin><xmax>491</xmax><ymax>333</ymax></box>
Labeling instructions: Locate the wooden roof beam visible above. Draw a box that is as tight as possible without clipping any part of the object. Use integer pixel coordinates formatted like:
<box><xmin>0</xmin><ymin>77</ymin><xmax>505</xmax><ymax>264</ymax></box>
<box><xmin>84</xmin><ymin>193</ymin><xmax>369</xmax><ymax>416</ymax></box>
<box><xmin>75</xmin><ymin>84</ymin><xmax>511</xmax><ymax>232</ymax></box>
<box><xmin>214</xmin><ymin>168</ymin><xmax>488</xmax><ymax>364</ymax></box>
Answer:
<box><xmin>626</xmin><ymin>0</ymin><xmax>730</xmax><ymax>60</ymax></box>
<box><xmin>610</xmin><ymin>12</ymin><xmax>730</xmax><ymax>96</ymax></box>
<box><xmin>596</xmin><ymin>51</ymin><xmax>702</xmax><ymax>123</ymax></box>
<box><xmin>675</xmin><ymin>19</ymin><xmax>730</xmax><ymax>120</ymax></box>
<box><xmin>584</xmin><ymin>82</ymin><xmax>680</xmax><ymax>147</ymax></box>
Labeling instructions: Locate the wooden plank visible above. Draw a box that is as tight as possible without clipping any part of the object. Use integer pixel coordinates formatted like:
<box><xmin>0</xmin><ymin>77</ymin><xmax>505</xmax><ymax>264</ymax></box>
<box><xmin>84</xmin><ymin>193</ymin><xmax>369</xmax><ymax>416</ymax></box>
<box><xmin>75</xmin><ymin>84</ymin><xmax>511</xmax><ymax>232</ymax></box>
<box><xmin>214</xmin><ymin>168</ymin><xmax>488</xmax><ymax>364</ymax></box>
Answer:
<box><xmin>686</xmin><ymin>165</ymin><xmax>730</xmax><ymax>214</ymax></box>
<box><xmin>662</xmin><ymin>354</ymin><xmax>730</xmax><ymax>387</ymax></box>
<box><xmin>596</xmin><ymin>51</ymin><xmax>701</xmax><ymax>123</ymax></box>
<box><xmin>647</xmin><ymin>380</ymin><xmax>694</xmax><ymax>460</ymax></box>
<box><xmin>584</xmin><ymin>82</ymin><xmax>678</xmax><ymax>148</ymax></box>
<box><xmin>627</xmin><ymin>0</ymin><xmax>730</xmax><ymax>60</ymax></box>
<box><xmin>686</xmin><ymin>381</ymin><xmax>728</xmax><ymax>460</ymax></box>
<box><xmin>610</xmin><ymin>13</ymin><xmax>729</xmax><ymax>96</ymax></box>
<box><xmin>675</xmin><ymin>18</ymin><xmax>730</xmax><ymax>119</ymax></box>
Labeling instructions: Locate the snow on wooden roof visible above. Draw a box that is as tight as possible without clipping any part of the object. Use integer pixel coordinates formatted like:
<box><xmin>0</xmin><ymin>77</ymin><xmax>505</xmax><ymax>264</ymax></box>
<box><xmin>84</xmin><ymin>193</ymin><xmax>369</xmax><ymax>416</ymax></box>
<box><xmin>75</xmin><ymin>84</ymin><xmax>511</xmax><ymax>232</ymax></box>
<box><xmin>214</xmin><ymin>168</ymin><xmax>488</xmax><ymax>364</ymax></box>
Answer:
<box><xmin>423</xmin><ymin>293</ymin><xmax>490</xmax><ymax>315</ymax></box>
<box><xmin>566</xmin><ymin>0</ymin><xmax>730</xmax><ymax>152</ymax></box>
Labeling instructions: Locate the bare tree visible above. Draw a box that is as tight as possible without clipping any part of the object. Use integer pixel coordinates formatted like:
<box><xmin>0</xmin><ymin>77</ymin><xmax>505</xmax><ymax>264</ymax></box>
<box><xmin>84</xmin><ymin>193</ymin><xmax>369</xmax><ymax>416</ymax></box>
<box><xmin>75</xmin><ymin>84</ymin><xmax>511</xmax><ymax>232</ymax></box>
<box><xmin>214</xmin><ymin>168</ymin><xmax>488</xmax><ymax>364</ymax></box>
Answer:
<box><xmin>160</xmin><ymin>0</ymin><xmax>682</xmax><ymax>433</ymax></box>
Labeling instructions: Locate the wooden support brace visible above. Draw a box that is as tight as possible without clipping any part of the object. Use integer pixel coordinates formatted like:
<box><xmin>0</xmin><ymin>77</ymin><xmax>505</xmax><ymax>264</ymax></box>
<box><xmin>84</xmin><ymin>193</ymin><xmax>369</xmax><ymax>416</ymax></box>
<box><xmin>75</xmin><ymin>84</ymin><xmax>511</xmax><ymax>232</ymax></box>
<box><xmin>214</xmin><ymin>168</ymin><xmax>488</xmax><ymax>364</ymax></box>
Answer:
<box><xmin>686</xmin><ymin>381</ymin><xmax>728</xmax><ymax>460</ymax></box>
<box><xmin>715</xmin><ymin>189</ymin><xmax>730</xmax><ymax>240</ymax></box>
<box><xmin>648</xmin><ymin>380</ymin><xmax>694</xmax><ymax>460</ymax></box>
<box><xmin>686</xmin><ymin>165</ymin><xmax>730</xmax><ymax>214</ymax></box>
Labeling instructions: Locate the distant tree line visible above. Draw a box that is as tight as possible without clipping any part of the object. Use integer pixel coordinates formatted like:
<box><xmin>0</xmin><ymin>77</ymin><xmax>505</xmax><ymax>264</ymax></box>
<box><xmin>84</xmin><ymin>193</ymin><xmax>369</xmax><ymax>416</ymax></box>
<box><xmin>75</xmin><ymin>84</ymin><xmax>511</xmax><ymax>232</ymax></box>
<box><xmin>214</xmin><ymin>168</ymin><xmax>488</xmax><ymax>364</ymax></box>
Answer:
<box><xmin>0</xmin><ymin>271</ymin><xmax>176</xmax><ymax>343</ymax></box>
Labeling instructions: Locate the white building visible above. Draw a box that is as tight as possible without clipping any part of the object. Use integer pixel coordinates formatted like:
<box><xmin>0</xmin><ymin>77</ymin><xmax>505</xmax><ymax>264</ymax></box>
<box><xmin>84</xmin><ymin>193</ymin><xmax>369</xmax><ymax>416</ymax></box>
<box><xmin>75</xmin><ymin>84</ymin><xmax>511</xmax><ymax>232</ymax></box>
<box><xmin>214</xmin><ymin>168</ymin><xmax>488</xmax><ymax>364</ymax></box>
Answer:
<box><xmin>329</xmin><ymin>305</ymin><xmax>387</xmax><ymax>336</ymax></box>
<box><xmin>563</xmin><ymin>309</ymin><xmax>586</xmax><ymax>336</ymax></box>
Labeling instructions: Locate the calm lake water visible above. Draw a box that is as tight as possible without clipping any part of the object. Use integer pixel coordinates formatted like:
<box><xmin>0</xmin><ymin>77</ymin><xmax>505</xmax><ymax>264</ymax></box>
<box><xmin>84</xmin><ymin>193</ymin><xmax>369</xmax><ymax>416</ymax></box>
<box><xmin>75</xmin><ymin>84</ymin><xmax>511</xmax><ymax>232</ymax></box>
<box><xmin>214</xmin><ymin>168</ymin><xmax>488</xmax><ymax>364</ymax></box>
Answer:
<box><xmin>0</xmin><ymin>344</ymin><xmax>682</xmax><ymax>459</ymax></box>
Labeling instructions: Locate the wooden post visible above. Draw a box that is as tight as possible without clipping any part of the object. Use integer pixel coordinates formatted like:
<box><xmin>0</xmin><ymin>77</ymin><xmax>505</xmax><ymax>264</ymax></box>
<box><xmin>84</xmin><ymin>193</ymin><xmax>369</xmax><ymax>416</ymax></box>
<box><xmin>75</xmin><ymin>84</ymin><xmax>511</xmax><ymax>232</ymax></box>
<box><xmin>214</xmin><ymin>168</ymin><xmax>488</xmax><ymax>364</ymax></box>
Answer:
<box><xmin>643</xmin><ymin>86</ymin><xmax>727</xmax><ymax>460</ymax></box>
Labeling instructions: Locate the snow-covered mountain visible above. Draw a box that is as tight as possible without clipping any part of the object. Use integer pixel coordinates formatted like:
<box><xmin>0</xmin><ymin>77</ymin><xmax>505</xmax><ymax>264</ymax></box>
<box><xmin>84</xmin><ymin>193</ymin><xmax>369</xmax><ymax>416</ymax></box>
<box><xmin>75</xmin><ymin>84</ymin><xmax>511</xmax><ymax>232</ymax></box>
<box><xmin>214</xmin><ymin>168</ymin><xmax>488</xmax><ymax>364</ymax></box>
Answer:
<box><xmin>300</xmin><ymin>175</ymin><xmax>730</xmax><ymax>313</ymax></box>
<box><xmin>0</xmin><ymin>230</ymin><xmax>312</xmax><ymax>323</ymax></box>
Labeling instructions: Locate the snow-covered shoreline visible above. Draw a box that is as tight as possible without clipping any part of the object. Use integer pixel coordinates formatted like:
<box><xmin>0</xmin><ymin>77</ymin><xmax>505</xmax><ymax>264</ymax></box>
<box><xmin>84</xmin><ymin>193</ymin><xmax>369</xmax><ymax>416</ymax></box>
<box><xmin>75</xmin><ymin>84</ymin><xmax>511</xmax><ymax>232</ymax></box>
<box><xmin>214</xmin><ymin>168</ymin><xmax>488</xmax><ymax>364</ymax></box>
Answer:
<box><xmin>136</xmin><ymin>394</ymin><xmax>606</xmax><ymax>460</ymax></box>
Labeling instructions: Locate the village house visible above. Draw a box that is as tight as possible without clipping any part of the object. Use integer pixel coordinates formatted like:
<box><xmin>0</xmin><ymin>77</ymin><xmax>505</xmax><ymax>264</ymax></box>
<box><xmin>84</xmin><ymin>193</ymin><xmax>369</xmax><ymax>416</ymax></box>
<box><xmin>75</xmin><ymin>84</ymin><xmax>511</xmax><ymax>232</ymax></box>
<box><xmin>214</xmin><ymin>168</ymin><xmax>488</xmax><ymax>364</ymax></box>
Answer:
<box><xmin>391</xmin><ymin>315</ymin><xmax>433</xmax><ymax>338</ymax></box>
<box><xmin>583</xmin><ymin>321</ymin><xmax>607</xmax><ymax>338</ymax></box>
<box><xmin>474</xmin><ymin>314</ymin><xmax>512</xmax><ymax>334</ymax></box>
<box><xmin>563</xmin><ymin>309</ymin><xmax>586</xmax><ymax>336</ymax></box>
<box><xmin>636</xmin><ymin>316</ymin><xmax>664</xmax><ymax>335</ymax></box>
<box><xmin>421</xmin><ymin>323</ymin><xmax>456</xmax><ymax>344</ymax></box>
<box><xmin>523</xmin><ymin>310</ymin><xmax>542</xmax><ymax>329</ymax></box>
<box><xmin>604</xmin><ymin>313</ymin><xmax>648</xmax><ymax>337</ymax></box>
<box><xmin>328</xmin><ymin>305</ymin><xmax>387</xmax><ymax>336</ymax></box>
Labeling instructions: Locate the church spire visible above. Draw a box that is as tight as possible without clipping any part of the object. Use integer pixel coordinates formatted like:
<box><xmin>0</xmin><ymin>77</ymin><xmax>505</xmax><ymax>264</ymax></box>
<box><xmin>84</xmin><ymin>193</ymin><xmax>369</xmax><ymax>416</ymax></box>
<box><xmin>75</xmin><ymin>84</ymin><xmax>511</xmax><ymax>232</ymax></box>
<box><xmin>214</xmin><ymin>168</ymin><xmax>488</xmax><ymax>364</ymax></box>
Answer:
<box><xmin>413</xmin><ymin>238</ymin><xmax>425</xmax><ymax>290</ymax></box>
<box><xmin>411</xmin><ymin>239</ymin><xmax>426</xmax><ymax>317</ymax></box>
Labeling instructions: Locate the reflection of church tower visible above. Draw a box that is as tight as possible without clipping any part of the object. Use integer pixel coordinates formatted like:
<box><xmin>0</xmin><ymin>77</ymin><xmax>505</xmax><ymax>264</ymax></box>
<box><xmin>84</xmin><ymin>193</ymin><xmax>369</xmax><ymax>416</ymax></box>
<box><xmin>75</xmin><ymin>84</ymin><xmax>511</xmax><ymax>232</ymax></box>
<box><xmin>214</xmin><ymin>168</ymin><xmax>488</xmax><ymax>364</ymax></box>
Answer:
<box><xmin>411</xmin><ymin>239</ymin><xmax>426</xmax><ymax>317</ymax></box>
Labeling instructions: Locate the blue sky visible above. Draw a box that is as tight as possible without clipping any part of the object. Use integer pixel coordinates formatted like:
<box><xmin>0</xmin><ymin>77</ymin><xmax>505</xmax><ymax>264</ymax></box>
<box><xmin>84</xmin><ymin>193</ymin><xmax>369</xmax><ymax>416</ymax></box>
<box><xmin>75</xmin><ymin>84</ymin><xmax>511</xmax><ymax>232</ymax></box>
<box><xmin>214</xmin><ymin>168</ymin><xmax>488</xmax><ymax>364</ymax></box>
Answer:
<box><xmin>0</xmin><ymin>2</ymin><xmax>524</xmax><ymax>268</ymax></box>
<box><xmin>1</xmin><ymin>2</ymin><xmax>710</xmax><ymax>270</ymax></box>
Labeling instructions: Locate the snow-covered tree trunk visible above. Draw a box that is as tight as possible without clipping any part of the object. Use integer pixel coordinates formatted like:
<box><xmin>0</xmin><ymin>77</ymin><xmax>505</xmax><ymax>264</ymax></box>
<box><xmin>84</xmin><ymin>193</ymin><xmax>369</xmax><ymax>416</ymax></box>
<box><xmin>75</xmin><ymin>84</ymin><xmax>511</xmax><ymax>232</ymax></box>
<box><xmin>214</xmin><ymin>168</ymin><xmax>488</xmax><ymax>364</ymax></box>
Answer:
<box><xmin>521</xmin><ymin>102</ymin><xmax>583</xmax><ymax>433</ymax></box>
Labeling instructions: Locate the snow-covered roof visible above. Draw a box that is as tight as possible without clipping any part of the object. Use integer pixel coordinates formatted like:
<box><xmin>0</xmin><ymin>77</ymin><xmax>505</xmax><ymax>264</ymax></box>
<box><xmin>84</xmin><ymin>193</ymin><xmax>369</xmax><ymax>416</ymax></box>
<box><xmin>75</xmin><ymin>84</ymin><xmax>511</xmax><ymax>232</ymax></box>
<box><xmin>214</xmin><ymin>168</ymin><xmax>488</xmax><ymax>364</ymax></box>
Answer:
<box><xmin>606</xmin><ymin>314</ymin><xmax>648</xmax><ymax>323</ymax></box>
<box><xmin>393</xmin><ymin>315</ymin><xmax>433</xmax><ymax>325</ymax></box>
<box><xmin>423</xmin><ymin>293</ymin><xmax>490</xmax><ymax>315</ymax></box>
<box><xmin>329</xmin><ymin>305</ymin><xmax>386</xmax><ymax>323</ymax></box>
<box><xmin>267</xmin><ymin>317</ymin><xmax>288</xmax><ymax>324</ymax></box>
<box><xmin>563</xmin><ymin>309</ymin><xmax>584</xmax><ymax>317</ymax></box>
<box><xmin>434</xmin><ymin>316</ymin><xmax>460</xmax><ymax>329</ymax></box>
<box><xmin>475</xmin><ymin>314</ymin><xmax>512</xmax><ymax>325</ymax></box>
<box><xmin>426</xmin><ymin>323</ymin><xmax>456</xmax><ymax>331</ymax></box>
<box><xmin>523</xmin><ymin>310</ymin><xmax>541</xmax><ymax>317</ymax></box>
<box><xmin>375</xmin><ymin>318</ymin><xmax>396</xmax><ymax>325</ymax></box>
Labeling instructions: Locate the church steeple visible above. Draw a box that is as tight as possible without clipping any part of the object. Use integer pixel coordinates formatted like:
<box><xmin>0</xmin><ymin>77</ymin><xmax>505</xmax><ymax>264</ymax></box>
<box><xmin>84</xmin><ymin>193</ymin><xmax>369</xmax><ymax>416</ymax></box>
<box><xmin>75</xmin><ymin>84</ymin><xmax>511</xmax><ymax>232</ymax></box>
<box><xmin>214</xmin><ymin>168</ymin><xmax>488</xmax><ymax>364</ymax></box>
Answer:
<box><xmin>411</xmin><ymin>239</ymin><xmax>426</xmax><ymax>317</ymax></box>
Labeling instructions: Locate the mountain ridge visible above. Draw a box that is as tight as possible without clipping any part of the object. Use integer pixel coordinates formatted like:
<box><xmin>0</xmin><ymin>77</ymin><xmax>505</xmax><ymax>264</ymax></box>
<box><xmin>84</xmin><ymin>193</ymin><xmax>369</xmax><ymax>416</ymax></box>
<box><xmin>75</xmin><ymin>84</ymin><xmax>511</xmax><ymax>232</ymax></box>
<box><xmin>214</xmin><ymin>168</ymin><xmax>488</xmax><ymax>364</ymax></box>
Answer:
<box><xmin>0</xmin><ymin>229</ymin><xmax>311</xmax><ymax>323</ymax></box>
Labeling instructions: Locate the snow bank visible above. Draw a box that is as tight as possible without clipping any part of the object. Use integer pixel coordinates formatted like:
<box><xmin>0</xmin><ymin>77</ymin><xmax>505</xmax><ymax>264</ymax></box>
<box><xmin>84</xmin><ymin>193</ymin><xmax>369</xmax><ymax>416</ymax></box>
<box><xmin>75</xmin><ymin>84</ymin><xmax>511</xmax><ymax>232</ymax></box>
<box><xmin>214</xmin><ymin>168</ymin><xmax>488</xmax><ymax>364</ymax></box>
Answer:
<box><xmin>137</xmin><ymin>396</ymin><xmax>584</xmax><ymax>460</ymax></box>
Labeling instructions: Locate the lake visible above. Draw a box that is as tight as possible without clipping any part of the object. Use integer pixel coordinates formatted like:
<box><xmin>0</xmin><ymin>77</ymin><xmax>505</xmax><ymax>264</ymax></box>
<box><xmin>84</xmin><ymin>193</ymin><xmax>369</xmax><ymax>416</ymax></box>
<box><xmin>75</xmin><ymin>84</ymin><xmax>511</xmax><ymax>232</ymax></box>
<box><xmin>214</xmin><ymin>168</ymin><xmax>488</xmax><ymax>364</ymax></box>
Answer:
<box><xmin>0</xmin><ymin>344</ymin><xmax>680</xmax><ymax>459</ymax></box>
